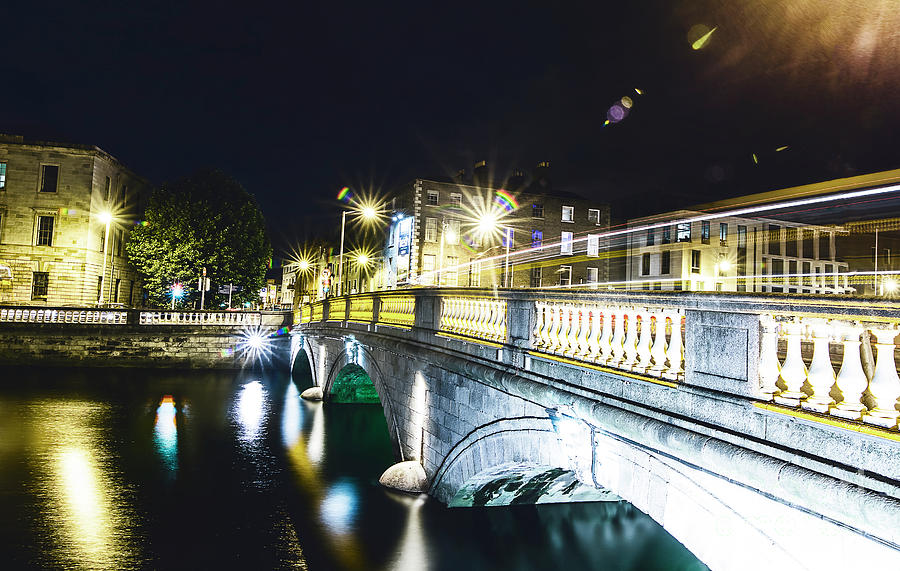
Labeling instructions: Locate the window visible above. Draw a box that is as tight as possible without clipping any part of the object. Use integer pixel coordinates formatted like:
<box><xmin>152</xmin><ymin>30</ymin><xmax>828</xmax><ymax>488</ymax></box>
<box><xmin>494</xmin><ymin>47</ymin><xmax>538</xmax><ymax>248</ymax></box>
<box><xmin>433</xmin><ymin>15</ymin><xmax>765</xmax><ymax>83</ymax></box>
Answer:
<box><xmin>115</xmin><ymin>229</ymin><xmax>124</xmax><ymax>257</ymax></box>
<box><xmin>531</xmin><ymin>230</ymin><xmax>543</xmax><ymax>248</ymax></box>
<box><xmin>662</xmin><ymin>226</ymin><xmax>671</xmax><ymax>244</ymax></box>
<box><xmin>532</xmin><ymin>203</ymin><xmax>544</xmax><ymax>218</ymax></box>
<box><xmin>802</xmin><ymin>261</ymin><xmax>812</xmax><ymax>286</ymax></box>
<box><xmin>561</xmin><ymin>206</ymin><xmax>574</xmax><ymax>222</ymax></box>
<box><xmin>641</xmin><ymin>253</ymin><xmax>651</xmax><ymax>275</ymax></box>
<box><xmin>427</xmin><ymin>190</ymin><xmax>438</xmax><ymax>206</ymax></box>
<box><xmin>819</xmin><ymin>232</ymin><xmax>831</xmax><ymax>260</ymax></box>
<box><xmin>36</xmin><ymin>216</ymin><xmax>54</xmax><ymax>246</ymax></box>
<box><xmin>661</xmin><ymin>250</ymin><xmax>671</xmax><ymax>274</ymax></box>
<box><xmin>788</xmin><ymin>260</ymin><xmax>798</xmax><ymax>285</ymax></box>
<box><xmin>587</xmin><ymin>267</ymin><xmax>599</xmax><ymax>285</ymax></box>
<box><xmin>0</xmin><ymin>162</ymin><xmax>6</xmax><ymax>189</ymax></box>
<box><xmin>530</xmin><ymin>266</ymin><xmax>542</xmax><ymax>288</ymax></box>
<box><xmin>558</xmin><ymin>266</ymin><xmax>572</xmax><ymax>287</ymax></box>
<box><xmin>114</xmin><ymin>278</ymin><xmax>121</xmax><ymax>302</ymax></box>
<box><xmin>446</xmin><ymin>219</ymin><xmax>460</xmax><ymax>245</ymax></box>
<box><xmin>561</xmin><ymin>231</ymin><xmax>573</xmax><ymax>254</ymax></box>
<box><xmin>701</xmin><ymin>221</ymin><xmax>710</xmax><ymax>244</ymax></box>
<box><xmin>646</xmin><ymin>228</ymin><xmax>655</xmax><ymax>246</ymax></box>
<box><xmin>773</xmin><ymin>259</ymin><xmax>784</xmax><ymax>282</ymax></box>
<box><xmin>502</xmin><ymin>227</ymin><xmax>513</xmax><ymax>248</ymax></box>
<box><xmin>425</xmin><ymin>217</ymin><xmax>437</xmax><ymax>242</ymax></box>
<box><xmin>445</xmin><ymin>256</ymin><xmax>458</xmax><ymax>286</ymax></box>
<box><xmin>449</xmin><ymin>193</ymin><xmax>462</xmax><ymax>207</ymax></box>
<box><xmin>785</xmin><ymin>228</ymin><xmax>798</xmax><ymax>257</ymax></box>
<box><xmin>97</xmin><ymin>276</ymin><xmax>103</xmax><ymax>301</ymax></box>
<box><xmin>588</xmin><ymin>209</ymin><xmax>601</xmax><ymax>224</ymax></box>
<box><xmin>676</xmin><ymin>222</ymin><xmax>691</xmax><ymax>242</ymax></box>
<box><xmin>587</xmin><ymin>234</ymin><xmax>599</xmax><ymax>257</ymax></box>
<box><xmin>737</xmin><ymin>225</ymin><xmax>747</xmax><ymax>248</ymax></box>
<box><xmin>801</xmin><ymin>229</ymin><xmax>814</xmax><ymax>258</ymax></box>
<box><xmin>470</xmin><ymin>260</ymin><xmax>482</xmax><ymax>287</ymax></box>
<box><xmin>32</xmin><ymin>272</ymin><xmax>49</xmax><ymax>299</ymax></box>
<box><xmin>768</xmin><ymin>224</ymin><xmax>782</xmax><ymax>256</ymax></box>
<box><xmin>104</xmin><ymin>176</ymin><xmax>111</xmax><ymax>201</ymax></box>
<box><xmin>40</xmin><ymin>165</ymin><xmax>59</xmax><ymax>193</ymax></box>
<box><xmin>720</xmin><ymin>223</ymin><xmax>728</xmax><ymax>246</ymax></box>
<box><xmin>121</xmin><ymin>184</ymin><xmax>128</xmax><ymax>209</ymax></box>
<box><xmin>422</xmin><ymin>254</ymin><xmax>435</xmax><ymax>285</ymax></box>
<box><xmin>691</xmin><ymin>250</ymin><xmax>701</xmax><ymax>273</ymax></box>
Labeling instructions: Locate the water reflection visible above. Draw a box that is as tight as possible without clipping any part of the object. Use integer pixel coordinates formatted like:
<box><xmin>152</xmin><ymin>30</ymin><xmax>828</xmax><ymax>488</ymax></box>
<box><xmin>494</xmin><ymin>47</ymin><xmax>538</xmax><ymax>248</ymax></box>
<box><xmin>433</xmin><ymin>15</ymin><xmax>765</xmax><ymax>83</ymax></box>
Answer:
<box><xmin>281</xmin><ymin>382</ymin><xmax>302</xmax><ymax>448</ymax></box>
<box><xmin>235</xmin><ymin>380</ymin><xmax>268</xmax><ymax>443</ymax></box>
<box><xmin>321</xmin><ymin>480</ymin><xmax>360</xmax><ymax>535</ymax></box>
<box><xmin>154</xmin><ymin>395</ymin><xmax>178</xmax><ymax>473</ymax></box>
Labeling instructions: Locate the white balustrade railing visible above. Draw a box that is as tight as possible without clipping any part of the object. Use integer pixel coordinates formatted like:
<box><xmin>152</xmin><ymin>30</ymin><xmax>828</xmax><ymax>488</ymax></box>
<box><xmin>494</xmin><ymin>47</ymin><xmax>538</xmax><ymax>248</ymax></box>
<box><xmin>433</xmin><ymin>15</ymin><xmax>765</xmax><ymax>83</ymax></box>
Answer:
<box><xmin>440</xmin><ymin>297</ymin><xmax>507</xmax><ymax>343</ymax></box>
<box><xmin>532</xmin><ymin>301</ymin><xmax>685</xmax><ymax>380</ymax></box>
<box><xmin>138</xmin><ymin>311</ymin><xmax>260</xmax><ymax>326</ymax></box>
<box><xmin>758</xmin><ymin>316</ymin><xmax>900</xmax><ymax>429</ymax></box>
<box><xmin>377</xmin><ymin>296</ymin><xmax>416</xmax><ymax>328</ymax></box>
<box><xmin>0</xmin><ymin>307</ymin><xmax>127</xmax><ymax>324</ymax></box>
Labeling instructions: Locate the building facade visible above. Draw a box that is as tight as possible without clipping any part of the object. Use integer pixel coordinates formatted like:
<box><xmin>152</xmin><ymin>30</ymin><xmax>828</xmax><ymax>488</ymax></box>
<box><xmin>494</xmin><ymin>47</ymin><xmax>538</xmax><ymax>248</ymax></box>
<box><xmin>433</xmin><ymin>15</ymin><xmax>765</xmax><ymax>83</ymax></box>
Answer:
<box><xmin>0</xmin><ymin>135</ymin><xmax>150</xmax><ymax>306</ymax></box>
<box><xmin>382</xmin><ymin>168</ymin><xmax>611</xmax><ymax>291</ymax></box>
<box><xmin>625</xmin><ymin>210</ymin><xmax>850</xmax><ymax>293</ymax></box>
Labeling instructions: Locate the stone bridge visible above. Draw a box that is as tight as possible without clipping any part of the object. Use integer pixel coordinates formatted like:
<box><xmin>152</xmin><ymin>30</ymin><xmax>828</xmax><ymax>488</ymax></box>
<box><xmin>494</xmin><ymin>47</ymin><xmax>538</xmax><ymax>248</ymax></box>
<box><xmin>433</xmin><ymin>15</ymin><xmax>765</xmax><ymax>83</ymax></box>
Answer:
<box><xmin>294</xmin><ymin>288</ymin><xmax>900</xmax><ymax>570</ymax></box>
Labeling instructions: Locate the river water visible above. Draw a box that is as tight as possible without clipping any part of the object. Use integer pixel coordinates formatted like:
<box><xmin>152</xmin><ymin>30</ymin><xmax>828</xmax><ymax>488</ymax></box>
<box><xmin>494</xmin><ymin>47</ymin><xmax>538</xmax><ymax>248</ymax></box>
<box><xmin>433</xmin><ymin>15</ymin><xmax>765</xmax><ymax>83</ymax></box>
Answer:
<box><xmin>0</xmin><ymin>366</ymin><xmax>705</xmax><ymax>570</ymax></box>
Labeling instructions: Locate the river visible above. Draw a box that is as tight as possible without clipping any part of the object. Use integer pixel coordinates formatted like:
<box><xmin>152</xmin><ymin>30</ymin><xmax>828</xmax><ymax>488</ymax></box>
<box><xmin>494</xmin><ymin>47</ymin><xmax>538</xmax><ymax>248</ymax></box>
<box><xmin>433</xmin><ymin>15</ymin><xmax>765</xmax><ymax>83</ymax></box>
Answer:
<box><xmin>0</xmin><ymin>365</ymin><xmax>705</xmax><ymax>570</ymax></box>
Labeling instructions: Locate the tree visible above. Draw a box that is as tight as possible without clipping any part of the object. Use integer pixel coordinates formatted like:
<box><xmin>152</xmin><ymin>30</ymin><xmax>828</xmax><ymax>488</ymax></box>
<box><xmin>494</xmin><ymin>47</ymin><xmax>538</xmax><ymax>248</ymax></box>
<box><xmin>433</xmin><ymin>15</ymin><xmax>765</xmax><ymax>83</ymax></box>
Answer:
<box><xmin>127</xmin><ymin>170</ymin><xmax>272</xmax><ymax>308</ymax></box>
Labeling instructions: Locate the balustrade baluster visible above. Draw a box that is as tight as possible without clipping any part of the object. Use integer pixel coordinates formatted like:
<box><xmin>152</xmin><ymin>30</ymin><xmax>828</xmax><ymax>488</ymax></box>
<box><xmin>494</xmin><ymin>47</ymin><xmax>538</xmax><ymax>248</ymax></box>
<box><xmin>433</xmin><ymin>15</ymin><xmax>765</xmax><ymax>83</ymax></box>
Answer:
<box><xmin>803</xmin><ymin>320</ymin><xmax>836</xmax><ymax>413</ymax></box>
<box><xmin>564</xmin><ymin>305</ymin><xmax>580</xmax><ymax>357</ymax></box>
<box><xmin>532</xmin><ymin>303</ymin><xmax>546</xmax><ymax>349</ymax></box>
<box><xmin>863</xmin><ymin>327</ymin><xmax>900</xmax><ymax>429</ymax></box>
<box><xmin>664</xmin><ymin>311</ymin><xmax>684</xmax><ymax>380</ymax></box>
<box><xmin>636</xmin><ymin>311</ymin><xmax>654</xmax><ymax>371</ymax></box>
<box><xmin>576</xmin><ymin>307</ymin><xmax>592</xmax><ymax>358</ymax></box>
<box><xmin>586</xmin><ymin>307</ymin><xmax>603</xmax><ymax>362</ymax></box>
<box><xmin>610</xmin><ymin>308</ymin><xmax>626</xmax><ymax>365</ymax></box>
<box><xmin>776</xmin><ymin>321</ymin><xmax>808</xmax><ymax>406</ymax></box>
<box><xmin>832</xmin><ymin>325</ymin><xmax>868</xmax><ymax>420</ymax></box>
<box><xmin>538</xmin><ymin>303</ymin><xmax>553</xmax><ymax>350</ymax></box>
<box><xmin>649</xmin><ymin>312</ymin><xmax>668</xmax><ymax>376</ymax></box>
<box><xmin>598</xmin><ymin>307</ymin><xmax>614</xmax><ymax>363</ymax></box>
<box><xmin>758</xmin><ymin>316</ymin><xmax>781</xmax><ymax>400</ymax></box>
<box><xmin>622</xmin><ymin>310</ymin><xmax>640</xmax><ymax>369</ymax></box>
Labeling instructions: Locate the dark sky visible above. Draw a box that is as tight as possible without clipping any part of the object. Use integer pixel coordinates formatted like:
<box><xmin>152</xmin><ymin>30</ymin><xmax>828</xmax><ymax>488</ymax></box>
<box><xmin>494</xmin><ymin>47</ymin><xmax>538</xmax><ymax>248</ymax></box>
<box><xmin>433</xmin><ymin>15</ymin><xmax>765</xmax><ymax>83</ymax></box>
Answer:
<box><xmin>4</xmin><ymin>1</ymin><xmax>900</xmax><ymax>254</ymax></box>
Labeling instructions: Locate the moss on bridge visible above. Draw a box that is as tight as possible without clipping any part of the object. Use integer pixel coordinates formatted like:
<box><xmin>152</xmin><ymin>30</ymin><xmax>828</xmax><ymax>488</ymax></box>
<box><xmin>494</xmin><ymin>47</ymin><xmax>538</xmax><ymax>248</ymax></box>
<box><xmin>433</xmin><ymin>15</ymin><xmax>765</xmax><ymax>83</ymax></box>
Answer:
<box><xmin>330</xmin><ymin>364</ymin><xmax>380</xmax><ymax>404</ymax></box>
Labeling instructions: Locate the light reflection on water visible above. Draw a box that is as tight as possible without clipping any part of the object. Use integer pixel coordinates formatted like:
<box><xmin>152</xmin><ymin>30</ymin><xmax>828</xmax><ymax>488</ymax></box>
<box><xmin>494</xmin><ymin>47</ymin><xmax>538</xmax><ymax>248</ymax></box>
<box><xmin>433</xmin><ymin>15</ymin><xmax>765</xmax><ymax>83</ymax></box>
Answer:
<box><xmin>0</xmin><ymin>368</ymin><xmax>705</xmax><ymax>571</ymax></box>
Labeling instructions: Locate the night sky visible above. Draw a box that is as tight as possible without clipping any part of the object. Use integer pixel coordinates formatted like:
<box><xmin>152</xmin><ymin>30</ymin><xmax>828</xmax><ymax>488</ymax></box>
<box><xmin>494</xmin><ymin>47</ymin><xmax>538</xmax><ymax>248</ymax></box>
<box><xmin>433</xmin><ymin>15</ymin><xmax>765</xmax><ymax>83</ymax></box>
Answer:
<box><xmin>4</xmin><ymin>1</ymin><xmax>900</xmax><ymax>254</ymax></box>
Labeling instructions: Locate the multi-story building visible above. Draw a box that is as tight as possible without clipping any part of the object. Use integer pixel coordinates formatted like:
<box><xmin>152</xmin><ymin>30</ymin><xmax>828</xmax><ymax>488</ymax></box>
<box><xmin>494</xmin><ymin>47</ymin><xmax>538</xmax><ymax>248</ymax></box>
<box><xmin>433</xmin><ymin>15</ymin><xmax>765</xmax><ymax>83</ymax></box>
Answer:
<box><xmin>0</xmin><ymin>135</ymin><xmax>150</xmax><ymax>306</ymax></box>
<box><xmin>382</xmin><ymin>162</ymin><xmax>611</xmax><ymax>290</ymax></box>
<box><xmin>625</xmin><ymin>210</ymin><xmax>849</xmax><ymax>293</ymax></box>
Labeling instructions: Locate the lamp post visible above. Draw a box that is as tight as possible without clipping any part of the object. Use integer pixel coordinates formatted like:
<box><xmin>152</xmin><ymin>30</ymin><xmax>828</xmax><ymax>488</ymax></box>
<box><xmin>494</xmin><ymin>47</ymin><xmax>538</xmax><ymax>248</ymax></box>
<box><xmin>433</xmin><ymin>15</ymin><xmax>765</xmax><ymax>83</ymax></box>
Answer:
<box><xmin>98</xmin><ymin>211</ymin><xmax>112</xmax><ymax>305</ymax></box>
<box><xmin>337</xmin><ymin>204</ymin><xmax>378</xmax><ymax>296</ymax></box>
<box><xmin>504</xmin><ymin>226</ymin><xmax>512</xmax><ymax>288</ymax></box>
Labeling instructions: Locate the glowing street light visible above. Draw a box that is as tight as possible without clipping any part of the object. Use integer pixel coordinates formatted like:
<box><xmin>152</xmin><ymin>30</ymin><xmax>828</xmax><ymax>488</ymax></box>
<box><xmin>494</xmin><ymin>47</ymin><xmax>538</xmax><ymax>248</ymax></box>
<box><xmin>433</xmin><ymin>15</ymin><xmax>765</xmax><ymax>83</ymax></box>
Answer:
<box><xmin>338</xmin><ymin>197</ymin><xmax>382</xmax><ymax>296</ymax></box>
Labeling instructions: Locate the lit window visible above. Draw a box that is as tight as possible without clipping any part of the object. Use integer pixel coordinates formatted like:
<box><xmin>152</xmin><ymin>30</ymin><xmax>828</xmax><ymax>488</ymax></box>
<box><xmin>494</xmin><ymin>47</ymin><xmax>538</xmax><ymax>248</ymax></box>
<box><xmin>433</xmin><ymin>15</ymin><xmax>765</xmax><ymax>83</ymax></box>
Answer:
<box><xmin>0</xmin><ymin>162</ymin><xmax>6</xmax><ymax>189</ymax></box>
<box><xmin>470</xmin><ymin>260</ymin><xmax>481</xmax><ymax>287</ymax></box>
<box><xmin>445</xmin><ymin>256</ymin><xmax>458</xmax><ymax>286</ymax></box>
<box><xmin>531</xmin><ymin>230</ymin><xmax>543</xmax><ymax>248</ymax></box>
<box><xmin>425</xmin><ymin>217</ymin><xmax>437</xmax><ymax>242</ymax></box>
<box><xmin>32</xmin><ymin>271</ymin><xmax>49</xmax><ymax>299</ymax></box>
<box><xmin>561</xmin><ymin>206</ymin><xmax>574</xmax><ymax>222</ymax></box>
<box><xmin>587</xmin><ymin>234</ymin><xmax>599</xmax><ymax>257</ymax></box>
<box><xmin>422</xmin><ymin>254</ymin><xmax>435</xmax><ymax>285</ymax></box>
<box><xmin>449</xmin><ymin>193</ymin><xmax>462</xmax><ymax>207</ymax></box>
<box><xmin>558</xmin><ymin>266</ymin><xmax>572</xmax><ymax>287</ymax></box>
<box><xmin>720</xmin><ymin>223</ymin><xmax>728</xmax><ymax>246</ymax></box>
<box><xmin>446</xmin><ymin>219</ymin><xmax>460</xmax><ymax>245</ymax></box>
<box><xmin>691</xmin><ymin>250</ymin><xmax>701</xmax><ymax>273</ymax></box>
<box><xmin>427</xmin><ymin>190</ymin><xmax>438</xmax><ymax>206</ymax></box>
<box><xmin>701</xmin><ymin>221</ymin><xmax>710</xmax><ymax>244</ymax></box>
<box><xmin>561</xmin><ymin>231</ymin><xmax>573</xmax><ymax>254</ymax></box>
<box><xmin>40</xmin><ymin>165</ymin><xmax>59</xmax><ymax>193</ymax></box>
<box><xmin>530</xmin><ymin>266</ymin><xmax>542</xmax><ymax>288</ymax></box>
<box><xmin>587</xmin><ymin>267</ymin><xmax>599</xmax><ymax>285</ymax></box>
<box><xmin>502</xmin><ymin>227</ymin><xmax>513</xmax><ymax>248</ymax></box>
<box><xmin>588</xmin><ymin>209</ymin><xmax>601</xmax><ymax>224</ymax></box>
<box><xmin>532</xmin><ymin>203</ymin><xmax>544</xmax><ymax>218</ymax></box>
<box><xmin>36</xmin><ymin>216</ymin><xmax>54</xmax><ymax>246</ymax></box>
<box><xmin>677</xmin><ymin>222</ymin><xmax>691</xmax><ymax>242</ymax></box>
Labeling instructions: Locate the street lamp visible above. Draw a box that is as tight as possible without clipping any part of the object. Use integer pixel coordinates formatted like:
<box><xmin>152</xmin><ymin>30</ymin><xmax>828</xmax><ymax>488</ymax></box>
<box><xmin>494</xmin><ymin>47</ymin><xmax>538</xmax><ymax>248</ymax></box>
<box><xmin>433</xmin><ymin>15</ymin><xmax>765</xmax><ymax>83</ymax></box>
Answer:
<box><xmin>97</xmin><ymin>211</ymin><xmax>113</xmax><ymax>305</ymax></box>
<box><xmin>338</xmin><ymin>200</ymin><xmax>381</xmax><ymax>296</ymax></box>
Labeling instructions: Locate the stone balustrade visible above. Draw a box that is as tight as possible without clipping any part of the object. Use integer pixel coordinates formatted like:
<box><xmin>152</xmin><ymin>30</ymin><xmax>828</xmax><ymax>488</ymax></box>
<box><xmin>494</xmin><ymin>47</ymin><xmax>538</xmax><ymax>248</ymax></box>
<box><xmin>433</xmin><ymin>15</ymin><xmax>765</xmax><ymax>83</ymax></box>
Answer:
<box><xmin>138</xmin><ymin>311</ymin><xmax>260</xmax><ymax>326</ymax></box>
<box><xmin>377</xmin><ymin>295</ymin><xmax>416</xmax><ymax>328</ymax></box>
<box><xmin>531</xmin><ymin>301</ymin><xmax>684</xmax><ymax>380</ymax></box>
<box><xmin>439</xmin><ymin>297</ymin><xmax>508</xmax><ymax>343</ymax></box>
<box><xmin>0</xmin><ymin>307</ymin><xmax>128</xmax><ymax>325</ymax></box>
<box><xmin>348</xmin><ymin>296</ymin><xmax>374</xmax><ymax>323</ymax></box>
<box><xmin>759</xmin><ymin>315</ymin><xmax>900</xmax><ymax>429</ymax></box>
<box><xmin>327</xmin><ymin>298</ymin><xmax>347</xmax><ymax>321</ymax></box>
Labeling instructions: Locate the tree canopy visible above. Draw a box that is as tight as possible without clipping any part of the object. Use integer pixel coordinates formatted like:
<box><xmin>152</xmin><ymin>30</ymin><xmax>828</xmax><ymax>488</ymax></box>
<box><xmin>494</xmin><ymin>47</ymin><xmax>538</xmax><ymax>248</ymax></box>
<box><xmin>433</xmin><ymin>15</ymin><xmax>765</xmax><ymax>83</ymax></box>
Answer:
<box><xmin>127</xmin><ymin>170</ymin><xmax>271</xmax><ymax>308</ymax></box>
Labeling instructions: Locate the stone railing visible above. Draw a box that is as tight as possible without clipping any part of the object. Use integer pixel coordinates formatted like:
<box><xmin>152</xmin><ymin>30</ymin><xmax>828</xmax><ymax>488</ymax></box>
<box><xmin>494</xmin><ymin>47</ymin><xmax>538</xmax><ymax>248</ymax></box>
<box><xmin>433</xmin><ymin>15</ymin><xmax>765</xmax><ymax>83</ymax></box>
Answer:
<box><xmin>0</xmin><ymin>307</ymin><xmax>128</xmax><ymax>325</ymax></box>
<box><xmin>327</xmin><ymin>298</ymin><xmax>347</xmax><ymax>321</ymax></box>
<box><xmin>440</xmin><ymin>297</ymin><xmax>507</xmax><ymax>343</ymax></box>
<box><xmin>138</xmin><ymin>311</ymin><xmax>260</xmax><ymax>326</ymax></box>
<box><xmin>759</xmin><ymin>315</ymin><xmax>900</xmax><ymax>429</ymax></box>
<box><xmin>531</xmin><ymin>301</ymin><xmax>684</xmax><ymax>381</ymax></box>
<box><xmin>348</xmin><ymin>296</ymin><xmax>374</xmax><ymax>323</ymax></box>
<box><xmin>377</xmin><ymin>295</ymin><xmax>416</xmax><ymax>328</ymax></box>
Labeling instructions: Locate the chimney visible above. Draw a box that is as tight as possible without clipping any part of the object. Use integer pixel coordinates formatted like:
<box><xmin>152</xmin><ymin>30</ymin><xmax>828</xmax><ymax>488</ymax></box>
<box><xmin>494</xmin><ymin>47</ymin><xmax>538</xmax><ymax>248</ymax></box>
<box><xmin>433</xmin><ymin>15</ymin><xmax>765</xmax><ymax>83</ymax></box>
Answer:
<box><xmin>473</xmin><ymin>160</ymin><xmax>489</xmax><ymax>188</ymax></box>
<box><xmin>506</xmin><ymin>168</ymin><xmax>526</xmax><ymax>191</ymax></box>
<box><xmin>533</xmin><ymin>161</ymin><xmax>551</xmax><ymax>191</ymax></box>
<box><xmin>454</xmin><ymin>168</ymin><xmax>466</xmax><ymax>184</ymax></box>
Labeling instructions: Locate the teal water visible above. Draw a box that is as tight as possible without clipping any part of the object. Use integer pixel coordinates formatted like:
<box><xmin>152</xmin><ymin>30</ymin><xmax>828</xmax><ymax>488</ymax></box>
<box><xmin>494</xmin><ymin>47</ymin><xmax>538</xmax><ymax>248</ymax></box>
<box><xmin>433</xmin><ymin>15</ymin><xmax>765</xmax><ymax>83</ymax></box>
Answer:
<box><xmin>0</xmin><ymin>365</ymin><xmax>706</xmax><ymax>570</ymax></box>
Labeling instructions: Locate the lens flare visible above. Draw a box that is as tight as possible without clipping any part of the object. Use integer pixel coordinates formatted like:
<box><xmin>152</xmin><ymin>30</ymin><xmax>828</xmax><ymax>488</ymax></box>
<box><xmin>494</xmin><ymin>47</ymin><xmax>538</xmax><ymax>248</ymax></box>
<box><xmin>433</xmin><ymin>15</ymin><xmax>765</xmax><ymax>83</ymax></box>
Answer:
<box><xmin>493</xmin><ymin>189</ymin><xmax>520</xmax><ymax>213</ymax></box>
<box><xmin>236</xmin><ymin>325</ymin><xmax>275</xmax><ymax>365</ymax></box>
<box><xmin>337</xmin><ymin>186</ymin><xmax>353</xmax><ymax>203</ymax></box>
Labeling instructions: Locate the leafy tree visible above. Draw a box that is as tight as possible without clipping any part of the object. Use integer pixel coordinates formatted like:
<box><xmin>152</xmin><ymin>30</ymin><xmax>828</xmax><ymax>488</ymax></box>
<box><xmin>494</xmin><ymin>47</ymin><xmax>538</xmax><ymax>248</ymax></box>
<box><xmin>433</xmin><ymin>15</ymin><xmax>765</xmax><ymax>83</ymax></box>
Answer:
<box><xmin>127</xmin><ymin>170</ymin><xmax>271</xmax><ymax>308</ymax></box>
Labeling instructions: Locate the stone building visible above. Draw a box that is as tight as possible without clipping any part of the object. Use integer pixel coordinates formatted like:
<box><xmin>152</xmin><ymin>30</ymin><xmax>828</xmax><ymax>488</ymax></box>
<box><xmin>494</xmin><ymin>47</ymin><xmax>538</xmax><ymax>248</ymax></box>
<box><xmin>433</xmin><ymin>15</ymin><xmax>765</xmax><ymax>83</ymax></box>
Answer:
<box><xmin>382</xmin><ymin>162</ymin><xmax>611</xmax><ymax>290</ymax></box>
<box><xmin>624</xmin><ymin>210</ymin><xmax>849</xmax><ymax>293</ymax></box>
<box><xmin>0</xmin><ymin>135</ymin><xmax>150</xmax><ymax>306</ymax></box>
